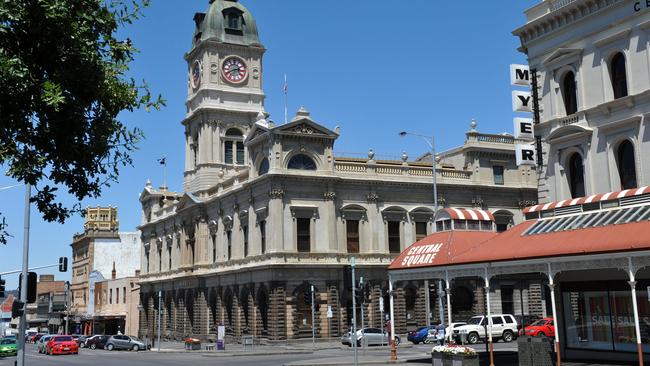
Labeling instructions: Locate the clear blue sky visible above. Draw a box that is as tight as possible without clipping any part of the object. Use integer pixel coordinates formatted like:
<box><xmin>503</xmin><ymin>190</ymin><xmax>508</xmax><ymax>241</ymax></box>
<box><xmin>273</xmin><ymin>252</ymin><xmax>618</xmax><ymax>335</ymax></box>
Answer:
<box><xmin>0</xmin><ymin>0</ymin><xmax>539</xmax><ymax>289</ymax></box>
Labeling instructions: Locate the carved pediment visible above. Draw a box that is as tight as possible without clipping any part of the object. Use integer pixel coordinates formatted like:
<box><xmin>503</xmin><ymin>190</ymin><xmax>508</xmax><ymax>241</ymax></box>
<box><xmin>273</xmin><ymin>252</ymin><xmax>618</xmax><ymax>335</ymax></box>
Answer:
<box><xmin>542</xmin><ymin>48</ymin><xmax>583</xmax><ymax>67</ymax></box>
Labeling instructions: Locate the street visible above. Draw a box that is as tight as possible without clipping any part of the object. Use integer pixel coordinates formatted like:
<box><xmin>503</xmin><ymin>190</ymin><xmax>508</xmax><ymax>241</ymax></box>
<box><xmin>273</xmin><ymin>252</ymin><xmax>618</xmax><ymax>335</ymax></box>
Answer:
<box><xmin>0</xmin><ymin>341</ymin><xmax>519</xmax><ymax>366</ymax></box>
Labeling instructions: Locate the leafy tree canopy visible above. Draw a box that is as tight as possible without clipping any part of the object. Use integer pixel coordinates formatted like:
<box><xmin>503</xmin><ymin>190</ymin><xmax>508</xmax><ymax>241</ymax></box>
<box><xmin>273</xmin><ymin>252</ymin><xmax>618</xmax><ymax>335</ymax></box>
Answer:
<box><xmin>0</xmin><ymin>0</ymin><xmax>164</xmax><ymax>244</ymax></box>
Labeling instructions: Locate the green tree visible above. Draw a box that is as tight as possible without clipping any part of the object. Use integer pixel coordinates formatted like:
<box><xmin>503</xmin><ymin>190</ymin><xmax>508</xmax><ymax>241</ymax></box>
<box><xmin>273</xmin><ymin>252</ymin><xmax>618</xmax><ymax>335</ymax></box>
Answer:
<box><xmin>0</xmin><ymin>0</ymin><xmax>164</xmax><ymax>244</ymax></box>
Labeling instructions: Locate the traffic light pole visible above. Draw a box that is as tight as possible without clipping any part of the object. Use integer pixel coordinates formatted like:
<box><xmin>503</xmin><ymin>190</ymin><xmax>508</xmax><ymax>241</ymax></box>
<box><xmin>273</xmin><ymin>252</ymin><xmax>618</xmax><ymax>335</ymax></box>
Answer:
<box><xmin>310</xmin><ymin>285</ymin><xmax>315</xmax><ymax>347</ymax></box>
<box><xmin>17</xmin><ymin>184</ymin><xmax>31</xmax><ymax>366</ymax></box>
<box><xmin>359</xmin><ymin>277</ymin><xmax>365</xmax><ymax>352</ymax></box>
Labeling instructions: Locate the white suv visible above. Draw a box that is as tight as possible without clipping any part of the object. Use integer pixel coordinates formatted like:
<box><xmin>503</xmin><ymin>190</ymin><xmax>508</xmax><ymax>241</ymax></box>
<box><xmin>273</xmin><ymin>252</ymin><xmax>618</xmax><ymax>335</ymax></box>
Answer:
<box><xmin>453</xmin><ymin>314</ymin><xmax>518</xmax><ymax>344</ymax></box>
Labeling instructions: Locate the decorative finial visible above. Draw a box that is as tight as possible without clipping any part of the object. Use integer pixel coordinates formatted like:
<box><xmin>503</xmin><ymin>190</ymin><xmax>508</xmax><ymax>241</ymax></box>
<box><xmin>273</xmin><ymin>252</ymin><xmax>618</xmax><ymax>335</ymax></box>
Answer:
<box><xmin>218</xmin><ymin>169</ymin><xmax>224</xmax><ymax>179</ymax></box>
<box><xmin>334</xmin><ymin>125</ymin><xmax>341</xmax><ymax>134</ymax></box>
<box><xmin>256</xmin><ymin>111</ymin><xmax>265</xmax><ymax>121</ymax></box>
<box><xmin>296</xmin><ymin>106</ymin><xmax>310</xmax><ymax>116</ymax></box>
<box><xmin>470</xmin><ymin>118</ymin><xmax>477</xmax><ymax>131</ymax></box>
<box><xmin>435</xmin><ymin>155</ymin><xmax>441</xmax><ymax>163</ymax></box>
<box><xmin>145</xmin><ymin>179</ymin><xmax>152</xmax><ymax>188</ymax></box>
<box><xmin>401</xmin><ymin>151</ymin><xmax>408</xmax><ymax>162</ymax></box>
<box><xmin>368</xmin><ymin>148</ymin><xmax>375</xmax><ymax>160</ymax></box>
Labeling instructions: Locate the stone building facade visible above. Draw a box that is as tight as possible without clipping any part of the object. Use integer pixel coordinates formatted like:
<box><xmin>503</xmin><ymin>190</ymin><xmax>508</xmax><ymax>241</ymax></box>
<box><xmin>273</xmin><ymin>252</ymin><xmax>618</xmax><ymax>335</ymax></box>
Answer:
<box><xmin>137</xmin><ymin>0</ymin><xmax>538</xmax><ymax>341</ymax></box>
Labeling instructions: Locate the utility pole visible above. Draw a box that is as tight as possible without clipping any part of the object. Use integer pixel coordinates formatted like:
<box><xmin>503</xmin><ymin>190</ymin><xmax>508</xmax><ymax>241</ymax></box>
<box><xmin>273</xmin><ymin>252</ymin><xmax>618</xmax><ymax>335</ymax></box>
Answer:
<box><xmin>359</xmin><ymin>277</ymin><xmax>365</xmax><ymax>352</ymax></box>
<box><xmin>311</xmin><ymin>285</ymin><xmax>315</xmax><ymax>347</ymax></box>
<box><xmin>64</xmin><ymin>281</ymin><xmax>70</xmax><ymax>335</ymax></box>
<box><xmin>351</xmin><ymin>257</ymin><xmax>358</xmax><ymax>366</ymax></box>
<box><xmin>17</xmin><ymin>184</ymin><xmax>31</xmax><ymax>366</ymax></box>
<box><xmin>379</xmin><ymin>294</ymin><xmax>384</xmax><ymax>347</ymax></box>
<box><xmin>424</xmin><ymin>280</ymin><xmax>431</xmax><ymax>327</ymax></box>
<box><xmin>157</xmin><ymin>290</ymin><xmax>162</xmax><ymax>352</ymax></box>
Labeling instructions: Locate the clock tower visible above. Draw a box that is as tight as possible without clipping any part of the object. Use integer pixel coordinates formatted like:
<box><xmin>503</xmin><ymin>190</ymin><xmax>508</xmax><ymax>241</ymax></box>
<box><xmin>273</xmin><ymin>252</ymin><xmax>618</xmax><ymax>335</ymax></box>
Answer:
<box><xmin>183</xmin><ymin>0</ymin><xmax>265</xmax><ymax>194</ymax></box>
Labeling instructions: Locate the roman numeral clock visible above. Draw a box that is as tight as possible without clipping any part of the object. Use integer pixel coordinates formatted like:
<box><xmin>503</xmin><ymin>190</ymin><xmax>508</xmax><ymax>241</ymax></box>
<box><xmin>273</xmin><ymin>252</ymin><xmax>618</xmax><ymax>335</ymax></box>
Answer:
<box><xmin>222</xmin><ymin>57</ymin><xmax>248</xmax><ymax>84</ymax></box>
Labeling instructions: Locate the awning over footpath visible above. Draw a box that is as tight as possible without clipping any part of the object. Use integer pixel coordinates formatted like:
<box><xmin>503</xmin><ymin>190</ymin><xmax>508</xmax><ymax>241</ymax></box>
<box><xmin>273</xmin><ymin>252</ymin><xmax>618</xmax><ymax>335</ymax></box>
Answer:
<box><xmin>387</xmin><ymin>231</ymin><xmax>496</xmax><ymax>271</ymax></box>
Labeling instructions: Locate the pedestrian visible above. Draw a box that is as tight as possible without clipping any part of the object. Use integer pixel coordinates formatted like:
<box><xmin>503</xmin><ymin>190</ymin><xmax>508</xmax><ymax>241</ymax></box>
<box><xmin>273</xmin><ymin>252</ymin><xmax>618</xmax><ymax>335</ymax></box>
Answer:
<box><xmin>435</xmin><ymin>323</ymin><xmax>445</xmax><ymax>346</ymax></box>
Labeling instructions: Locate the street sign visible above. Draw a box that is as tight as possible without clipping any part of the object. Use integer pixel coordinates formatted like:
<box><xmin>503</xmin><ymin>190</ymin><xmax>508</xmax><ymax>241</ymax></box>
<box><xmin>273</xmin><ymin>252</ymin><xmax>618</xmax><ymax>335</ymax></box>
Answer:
<box><xmin>327</xmin><ymin>305</ymin><xmax>333</xmax><ymax>318</ymax></box>
<box><xmin>510</xmin><ymin>64</ymin><xmax>531</xmax><ymax>86</ymax></box>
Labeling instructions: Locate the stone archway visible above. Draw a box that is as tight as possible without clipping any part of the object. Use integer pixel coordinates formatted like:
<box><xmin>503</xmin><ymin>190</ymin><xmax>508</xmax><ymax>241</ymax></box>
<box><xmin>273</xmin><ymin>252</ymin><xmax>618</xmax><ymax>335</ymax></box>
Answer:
<box><xmin>223</xmin><ymin>288</ymin><xmax>234</xmax><ymax>335</ymax></box>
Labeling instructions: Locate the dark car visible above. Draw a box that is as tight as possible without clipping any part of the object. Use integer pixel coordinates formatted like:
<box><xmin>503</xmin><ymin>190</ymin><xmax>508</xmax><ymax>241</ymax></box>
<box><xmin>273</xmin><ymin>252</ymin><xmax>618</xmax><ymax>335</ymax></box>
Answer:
<box><xmin>85</xmin><ymin>335</ymin><xmax>109</xmax><ymax>350</ymax></box>
<box><xmin>407</xmin><ymin>326</ymin><xmax>435</xmax><ymax>344</ymax></box>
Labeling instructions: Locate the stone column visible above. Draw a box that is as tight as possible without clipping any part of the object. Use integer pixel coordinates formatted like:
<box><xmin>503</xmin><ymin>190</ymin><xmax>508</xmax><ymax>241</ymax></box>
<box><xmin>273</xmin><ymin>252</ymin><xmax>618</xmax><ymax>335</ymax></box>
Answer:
<box><xmin>268</xmin><ymin>285</ymin><xmax>287</xmax><ymax>340</ymax></box>
<box><xmin>393</xmin><ymin>287</ymin><xmax>407</xmax><ymax>335</ymax></box>
<box><xmin>323</xmin><ymin>188</ymin><xmax>338</xmax><ymax>252</ymax></box>
<box><xmin>268</xmin><ymin>188</ymin><xmax>285</xmax><ymax>253</ymax></box>
<box><xmin>194</xmin><ymin>289</ymin><xmax>209</xmax><ymax>338</ymax></box>
<box><xmin>366</xmin><ymin>193</ymin><xmax>382</xmax><ymax>253</ymax></box>
<box><xmin>196</xmin><ymin>217</ymin><xmax>209</xmax><ymax>266</ymax></box>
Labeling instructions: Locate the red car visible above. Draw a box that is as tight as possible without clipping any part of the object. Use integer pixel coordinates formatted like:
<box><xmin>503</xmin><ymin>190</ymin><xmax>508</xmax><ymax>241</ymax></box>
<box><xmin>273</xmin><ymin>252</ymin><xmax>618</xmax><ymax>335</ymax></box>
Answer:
<box><xmin>45</xmin><ymin>335</ymin><xmax>79</xmax><ymax>355</ymax></box>
<box><xmin>520</xmin><ymin>317</ymin><xmax>555</xmax><ymax>337</ymax></box>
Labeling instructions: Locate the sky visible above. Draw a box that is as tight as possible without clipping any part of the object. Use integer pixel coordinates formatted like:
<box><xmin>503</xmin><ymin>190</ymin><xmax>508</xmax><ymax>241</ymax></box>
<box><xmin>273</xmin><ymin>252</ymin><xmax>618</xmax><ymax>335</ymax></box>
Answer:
<box><xmin>0</xmin><ymin>0</ymin><xmax>539</xmax><ymax>290</ymax></box>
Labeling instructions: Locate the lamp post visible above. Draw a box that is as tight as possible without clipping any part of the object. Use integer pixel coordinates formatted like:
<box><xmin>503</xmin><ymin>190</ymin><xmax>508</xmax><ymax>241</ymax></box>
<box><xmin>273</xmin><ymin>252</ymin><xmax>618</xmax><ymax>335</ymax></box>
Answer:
<box><xmin>398</xmin><ymin>131</ymin><xmax>444</xmax><ymax>328</ymax></box>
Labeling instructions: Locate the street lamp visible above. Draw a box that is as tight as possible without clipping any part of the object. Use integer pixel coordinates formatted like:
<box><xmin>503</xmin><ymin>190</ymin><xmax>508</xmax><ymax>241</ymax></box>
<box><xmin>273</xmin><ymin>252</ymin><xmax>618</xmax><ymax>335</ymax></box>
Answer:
<box><xmin>398</xmin><ymin>131</ymin><xmax>443</xmax><ymax>330</ymax></box>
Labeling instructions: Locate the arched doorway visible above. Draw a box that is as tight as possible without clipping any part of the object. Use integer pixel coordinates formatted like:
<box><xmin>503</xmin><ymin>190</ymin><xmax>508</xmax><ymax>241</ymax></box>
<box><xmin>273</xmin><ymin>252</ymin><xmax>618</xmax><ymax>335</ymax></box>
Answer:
<box><xmin>257</xmin><ymin>286</ymin><xmax>269</xmax><ymax>336</ymax></box>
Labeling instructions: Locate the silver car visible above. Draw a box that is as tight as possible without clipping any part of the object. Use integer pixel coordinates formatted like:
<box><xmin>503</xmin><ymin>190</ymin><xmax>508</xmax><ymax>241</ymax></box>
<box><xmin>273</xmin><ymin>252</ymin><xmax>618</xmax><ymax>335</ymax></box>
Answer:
<box><xmin>37</xmin><ymin>335</ymin><xmax>52</xmax><ymax>354</ymax></box>
<box><xmin>105</xmin><ymin>335</ymin><xmax>145</xmax><ymax>351</ymax></box>
<box><xmin>340</xmin><ymin>328</ymin><xmax>400</xmax><ymax>347</ymax></box>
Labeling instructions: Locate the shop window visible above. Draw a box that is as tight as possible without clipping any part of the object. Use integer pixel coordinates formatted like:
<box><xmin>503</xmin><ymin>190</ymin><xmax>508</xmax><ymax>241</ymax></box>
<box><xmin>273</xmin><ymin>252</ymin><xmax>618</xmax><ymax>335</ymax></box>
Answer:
<box><xmin>567</xmin><ymin>153</ymin><xmax>585</xmax><ymax>198</ymax></box>
<box><xmin>387</xmin><ymin>221</ymin><xmax>401</xmax><ymax>253</ymax></box>
<box><xmin>451</xmin><ymin>286</ymin><xmax>474</xmax><ymax>311</ymax></box>
<box><xmin>610</xmin><ymin>53</ymin><xmax>628</xmax><ymax>99</ymax></box>
<box><xmin>501</xmin><ymin>286</ymin><xmax>514</xmax><ymax>315</ymax></box>
<box><xmin>415</xmin><ymin>221</ymin><xmax>427</xmax><ymax>241</ymax></box>
<box><xmin>467</xmin><ymin>220</ymin><xmax>480</xmax><ymax>231</ymax></box>
<box><xmin>617</xmin><ymin>140</ymin><xmax>637</xmax><ymax>190</ymax></box>
<box><xmin>346</xmin><ymin>220</ymin><xmax>360</xmax><ymax>253</ymax></box>
<box><xmin>296</xmin><ymin>218</ymin><xmax>311</xmax><ymax>252</ymax></box>
<box><xmin>259</xmin><ymin>220</ymin><xmax>266</xmax><ymax>254</ymax></box>
<box><xmin>453</xmin><ymin>219</ymin><xmax>467</xmax><ymax>230</ymax></box>
<box><xmin>288</xmin><ymin>154</ymin><xmax>317</xmax><ymax>170</ymax></box>
<box><xmin>258</xmin><ymin>158</ymin><xmax>269</xmax><ymax>176</ymax></box>
<box><xmin>493</xmin><ymin>165</ymin><xmax>505</xmax><ymax>185</ymax></box>
<box><xmin>562</xmin><ymin>71</ymin><xmax>578</xmax><ymax>115</ymax></box>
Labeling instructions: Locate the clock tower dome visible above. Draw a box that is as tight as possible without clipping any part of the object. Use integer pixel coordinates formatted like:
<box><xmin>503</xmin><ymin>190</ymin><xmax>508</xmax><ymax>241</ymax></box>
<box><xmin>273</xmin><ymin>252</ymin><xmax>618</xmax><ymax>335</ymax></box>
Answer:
<box><xmin>183</xmin><ymin>0</ymin><xmax>265</xmax><ymax>194</ymax></box>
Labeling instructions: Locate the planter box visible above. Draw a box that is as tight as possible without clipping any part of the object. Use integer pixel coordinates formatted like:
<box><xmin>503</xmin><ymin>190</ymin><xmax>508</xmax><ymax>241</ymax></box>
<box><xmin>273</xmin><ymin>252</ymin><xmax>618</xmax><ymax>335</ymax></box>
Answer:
<box><xmin>432</xmin><ymin>353</ymin><xmax>479</xmax><ymax>366</ymax></box>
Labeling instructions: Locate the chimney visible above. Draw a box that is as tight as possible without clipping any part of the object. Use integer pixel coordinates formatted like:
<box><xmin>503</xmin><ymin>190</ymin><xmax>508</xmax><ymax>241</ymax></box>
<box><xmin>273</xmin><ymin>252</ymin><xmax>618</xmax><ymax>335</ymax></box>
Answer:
<box><xmin>111</xmin><ymin>262</ymin><xmax>116</xmax><ymax>280</ymax></box>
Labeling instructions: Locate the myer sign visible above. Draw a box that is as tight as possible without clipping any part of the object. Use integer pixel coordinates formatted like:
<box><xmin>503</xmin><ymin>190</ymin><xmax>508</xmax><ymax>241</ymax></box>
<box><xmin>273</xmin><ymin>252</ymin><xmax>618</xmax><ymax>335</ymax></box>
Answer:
<box><xmin>510</xmin><ymin>64</ymin><xmax>536</xmax><ymax>167</ymax></box>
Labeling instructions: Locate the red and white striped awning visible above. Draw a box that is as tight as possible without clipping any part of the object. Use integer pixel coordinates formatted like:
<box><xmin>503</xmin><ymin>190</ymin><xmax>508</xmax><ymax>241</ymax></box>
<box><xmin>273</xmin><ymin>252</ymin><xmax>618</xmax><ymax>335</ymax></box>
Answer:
<box><xmin>439</xmin><ymin>208</ymin><xmax>495</xmax><ymax>221</ymax></box>
<box><xmin>523</xmin><ymin>186</ymin><xmax>650</xmax><ymax>213</ymax></box>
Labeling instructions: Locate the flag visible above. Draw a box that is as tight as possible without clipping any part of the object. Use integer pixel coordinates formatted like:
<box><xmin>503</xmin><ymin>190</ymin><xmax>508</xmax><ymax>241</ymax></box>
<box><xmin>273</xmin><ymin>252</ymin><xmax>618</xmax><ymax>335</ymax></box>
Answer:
<box><xmin>157</xmin><ymin>157</ymin><xmax>166</xmax><ymax>165</ymax></box>
<box><xmin>283</xmin><ymin>74</ymin><xmax>287</xmax><ymax>95</ymax></box>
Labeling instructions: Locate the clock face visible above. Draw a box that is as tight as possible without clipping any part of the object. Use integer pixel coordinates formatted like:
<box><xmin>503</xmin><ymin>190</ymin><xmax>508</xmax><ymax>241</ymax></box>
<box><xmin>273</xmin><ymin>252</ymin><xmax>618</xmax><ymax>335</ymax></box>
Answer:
<box><xmin>191</xmin><ymin>60</ymin><xmax>201</xmax><ymax>89</ymax></box>
<box><xmin>222</xmin><ymin>57</ymin><xmax>247</xmax><ymax>83</ymax></box>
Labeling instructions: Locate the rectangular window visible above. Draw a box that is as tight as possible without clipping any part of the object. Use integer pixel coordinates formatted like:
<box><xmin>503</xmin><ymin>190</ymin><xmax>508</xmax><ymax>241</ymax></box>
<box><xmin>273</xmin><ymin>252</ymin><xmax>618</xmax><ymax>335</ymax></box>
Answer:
<box><xmin>224</xmin><ymin>141</ymin><xmax>233</xmax><ymax>164</ymax></box>
<box><xmin>116</xmin><ymin>288</ymin><xmax>119</xmax><ymax>304</ymax></box>
<box><xmin>388</xmin><ymin>221</ymin><xmax>401</xmax><ymax>253</ymax></box>
<box><xmin>296</xmin><ymin>218</ymin><xmax>311</xmax><ymax>252</ymax></box>
<box><xmin>109</xmin><ymin>289</ymin><xmax>113</xmax><ymax>304</ymax></box>
<box><xmin>260</xmin><ymin>220</ymin><xmax>266</xmax><ymax>254</ymax></box>
<box><xmin>501</xmin><ymin>286</ymin><xmax>514</xmax><ymax>315</ymax></box>
<box><xmin>236</xmin><ymin>142</ymin><xmax>245</xmax><ymax>164</ymax></box>
<box><xmin>168</xmin><ymin>246</ymin><xmax>172</xmax><ymax>270</ymax></box>
<box><xmin>158</xmin><ymin>249</ymin><xmax>162</xmax><ymax>273</ymax></box>
<box><xmin>493</xmin><ymin>165</ymin><xmax>504</xmax><ymax>185</ymax></box>
<box><xmin>242</xmin><ymin>225</ymin><xmax>249</xmax><ymax>257</ymax></box>
<box><xmin>346</xmin><ymin>220</ymin><xmax>360</xmax><ymax>253</ymax></box>
<box><xmin>123</xmin><ymin>287</ymin><xmax>126</xmax><ymax>304</ymax></box>
<box><xmin>415</xmin><ymin>222</ymin><xmax>427</xmax><ymax>241</ymax></box>
<box><xmin>212</xmin><ymin>234</ymin><xmax>217</xmax><ymax>263</ymax></box>
<box><xmin>227</xmin><ymin>230</ymin><xmax>232</xmax><ymax>260</ymax></box>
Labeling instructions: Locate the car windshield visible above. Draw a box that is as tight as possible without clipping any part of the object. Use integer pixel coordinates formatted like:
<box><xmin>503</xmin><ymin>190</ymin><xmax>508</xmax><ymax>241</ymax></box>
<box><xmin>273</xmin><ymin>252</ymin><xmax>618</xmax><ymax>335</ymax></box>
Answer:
<box><xmin>530</xmin><ymin>319</ymin><xmax>547</xmax><ymax>327</ymax></box>
<box><xmin>54</xmin><ymin>336</ymin><xmax>73</xmax><ymax>342</ymax></box>
<box><xmin>0</xmin><ymin>339</ymin><xmax>15</xmax><ymax>345</ymax></box>
<box><xmin>467</xmin><ymin>317</ymin><xmax>483</xmax><ymax>325</ymax></box>
<box><xmin>130</xmin><ymin>337</ymin><xmax>141</xmax><ymax>341</ymax></box>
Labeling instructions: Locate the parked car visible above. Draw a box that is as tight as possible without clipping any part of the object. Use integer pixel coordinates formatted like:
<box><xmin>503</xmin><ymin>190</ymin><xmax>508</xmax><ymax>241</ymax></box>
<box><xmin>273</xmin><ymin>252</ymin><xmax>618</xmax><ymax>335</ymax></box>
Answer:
<box><xmin>31</xmin><ymin>333</ymin><xmax>45</xmax><ymax>343</ymax></box>
<box><xmin>46</xmin><ymin>335</ymin><xmax>79</xmax><ymax>355</ymax></box>
<box><xmin>37</xmin><ymin>335</ymin><xmax>53</xmax><ymax>354</ymax></box>
<box><xmin>0</xmin><ymin>338</ymin><xmax>17</xmax><ymax>357</ymax></box>
<box><xmin>84</xmin><ymin>335</ymin><xmax>109</xmax><ymax>350</ymax></box>
<box><xmin>340</xmin><ymin>328</ymin><xmax>400</xmax><ymax>347</ymax></box>
<box><xmin>407</xmin><ymin>326</ymin><xmax>435</xmax><ymax>344</ymax></box>
<box><xmin>454</xmin><ymin>314</ymin><xmax>518</xmax><ymax>344</ymax></box>
<box><xmin>520</xmin><ymin>317</ymin><xmax>554</xmax><ymax>337</ymax></box>
<box><xmin>516</xmin><ymin>315</ymin><xmax>541</xmax><ymax>331</ymax></box>
<box><xmin>105</xmin><ymin>335</ymin><xmax>146</xmax><ymax>351</ymax></box>
<box><xmin>75</xmin><ymin>335</ymin><xmax>88</xmax><ymax>348</ymax></box>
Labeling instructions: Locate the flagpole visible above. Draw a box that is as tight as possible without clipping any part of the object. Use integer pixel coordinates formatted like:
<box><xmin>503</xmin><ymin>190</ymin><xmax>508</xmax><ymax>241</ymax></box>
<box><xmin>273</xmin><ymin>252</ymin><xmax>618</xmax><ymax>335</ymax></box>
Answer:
<box><xmin>284</xmin><ymin>74</ymin><xmax>288</xmax><ymax>124</ymax></box>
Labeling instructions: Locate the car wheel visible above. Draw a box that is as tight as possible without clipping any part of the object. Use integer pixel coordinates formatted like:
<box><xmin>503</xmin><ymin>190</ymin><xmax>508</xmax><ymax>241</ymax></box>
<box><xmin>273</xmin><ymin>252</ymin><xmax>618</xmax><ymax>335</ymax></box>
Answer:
<box><xmin>412</xmin><ymin>340</ymin><xmax>419</xmax><ymax>345</ymax></box>
<box><xmin>107</xmin><ymin>344</ymin><xmax>114</xmax><ymax>351</ymax></box>
<box><xmin>502</xmin><ymin>330</ymin><xmax>514</xmax><ymax>343</ymax></box>
<box><xmin>132</xmin><ymin>345</ymin><xmax>139</xmax><ymax>352</ymax></box>
<box><xmin>423</xmin><ymin>338</ymin><xmax>431</xmax><ymax>344</ymax></box>
<box><xmin>90</xmin><ymin>344</ymin><xmax>97</xmax><ymax>350</ymax></box>
<box><xmin>467</xmin><ymin>332</ymin><xmax>479</xmax><ymax>344</ymax></box>
<box><xmin>536</xmin><ymin>332</ymin><xmax>546</xmax><ymax>337</ymax></box>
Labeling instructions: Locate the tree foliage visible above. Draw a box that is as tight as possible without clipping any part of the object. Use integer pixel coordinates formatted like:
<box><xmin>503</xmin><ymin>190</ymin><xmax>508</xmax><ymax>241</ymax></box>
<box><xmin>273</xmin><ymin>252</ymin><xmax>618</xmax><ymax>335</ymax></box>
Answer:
<box><xmin>0</xmin><ymin>0</ymin><xmax>164</xmax><ymax>244</ymax></box>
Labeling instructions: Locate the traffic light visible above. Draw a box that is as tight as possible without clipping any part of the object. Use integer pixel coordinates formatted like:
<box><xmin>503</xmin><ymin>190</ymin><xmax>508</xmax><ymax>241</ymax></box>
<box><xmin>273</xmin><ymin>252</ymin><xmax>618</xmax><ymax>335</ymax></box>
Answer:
<box><xmin>0</xmin><ymin>277</ymin><xmax>5</xmax><ymax>298</ymax></box>
<box><xmin>18</xmin><ymin>272</ymin><xmax>37</xmax><ymax>303</ymax></box>
<box><xmin>59</xmin><ymin>256</ymin><xmax>68</xmax><ymax>272</ymax></box>
<box><xmin>356</xmin><ymin>283</ymin><xmax>365</xmax><ymax>304</ymax></box>
<box><xmin>11</xmin><ymin>299</ymin><xmax>25</xmax><ymax>318</ymax></box>
<box><xmin>304</xmin><ymin>291</ymin><xmax>311</xmax><ymax>305</ymax></box>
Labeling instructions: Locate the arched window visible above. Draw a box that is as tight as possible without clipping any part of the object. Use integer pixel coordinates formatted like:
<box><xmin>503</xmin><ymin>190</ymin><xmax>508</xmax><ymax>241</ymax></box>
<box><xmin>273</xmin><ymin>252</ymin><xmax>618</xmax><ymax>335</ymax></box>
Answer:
<box><xmin>617</xmin><ymin>140</ymin><xmax>637</xmax><ymax>190</ymax></box>
<box><xmin>223</xmin><ymin>8</ymin><xmax>244</xmax><ymax>34</ymax></box>
<box><xmin>258</xmin><ymin>158</ymin><xmax>269</xmax><ymax>176</ymax></box>
<box><xmin>287</xmin><ymin>154</ymin><xmax>317</xmax><ymax>170</ymax></box>
<box><xmin>562</xmin><ymin>71</ymin><xmax>578</xmax><ymax>115</ymax></box>
<box><xmin>610</xmin><ymin>53</ymin><xmax>628</xmax><ymax>99</ymax></box>
<box><xmin>567</xmin><ymin>153</ymin><xmax>585</xmax><ymax>198</ymax></box>
<box><xmin>224</xmin><ymin>128</ymin><xmax>244</xmax><ymax>165</ymax></box>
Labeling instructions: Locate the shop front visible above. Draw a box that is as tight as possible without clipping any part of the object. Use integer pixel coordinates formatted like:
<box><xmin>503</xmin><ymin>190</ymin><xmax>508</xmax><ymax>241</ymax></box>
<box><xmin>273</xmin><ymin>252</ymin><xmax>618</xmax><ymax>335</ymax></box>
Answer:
<box><xmin>388</xmin><ymin>188</ymin><xmax>650</xmax><ymax>365</ymax></box>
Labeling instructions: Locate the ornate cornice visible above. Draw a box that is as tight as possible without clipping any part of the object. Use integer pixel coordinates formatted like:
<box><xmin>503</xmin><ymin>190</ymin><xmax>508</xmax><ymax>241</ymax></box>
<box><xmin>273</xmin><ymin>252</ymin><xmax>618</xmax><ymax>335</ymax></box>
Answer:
<box><xmin>269</xmin><ymin>188</ymin><xmax>285</xmax><ymax>199</ymax></box>
<box><xmin>366</xmin><ymin>192</ymin><xmax>380</xmax><ymax>203</ymax></box>
<box><xmin>323</xmin><ymin>191</ymin><xmax>337</xmax><ymax>201</ymax></box>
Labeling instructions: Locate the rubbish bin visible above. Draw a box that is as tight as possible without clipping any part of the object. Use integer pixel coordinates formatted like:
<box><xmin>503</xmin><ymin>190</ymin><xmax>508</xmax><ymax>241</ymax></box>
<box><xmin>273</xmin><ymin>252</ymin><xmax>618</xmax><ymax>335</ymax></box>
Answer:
<box><xmin>242</xmin><ymin>335</ymin><xmax>253</xmax><ymax>350</ymax></box>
